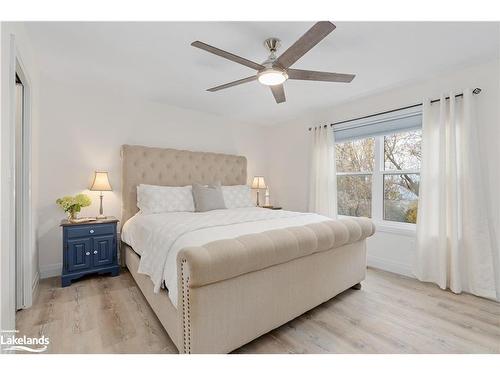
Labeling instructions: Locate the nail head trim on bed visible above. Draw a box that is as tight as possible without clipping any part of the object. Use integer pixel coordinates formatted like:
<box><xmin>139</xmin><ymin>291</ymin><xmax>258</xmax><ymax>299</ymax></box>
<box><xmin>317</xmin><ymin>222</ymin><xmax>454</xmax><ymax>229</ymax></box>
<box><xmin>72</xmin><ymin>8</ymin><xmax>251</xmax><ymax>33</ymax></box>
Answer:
<box><xmin>181</xmin><ymin>259</ymin><xmax>191</xmax><ymax>354</ymax></box>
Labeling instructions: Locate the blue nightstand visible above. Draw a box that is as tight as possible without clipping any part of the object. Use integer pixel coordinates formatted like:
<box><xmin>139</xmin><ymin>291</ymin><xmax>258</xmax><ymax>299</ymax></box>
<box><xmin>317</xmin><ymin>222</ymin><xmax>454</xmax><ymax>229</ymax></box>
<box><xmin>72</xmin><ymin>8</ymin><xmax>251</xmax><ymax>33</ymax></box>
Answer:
<box><xmin>60</xmin><ymin>217</ymin><xmax>120</xmax><ymax>287</ymax></box>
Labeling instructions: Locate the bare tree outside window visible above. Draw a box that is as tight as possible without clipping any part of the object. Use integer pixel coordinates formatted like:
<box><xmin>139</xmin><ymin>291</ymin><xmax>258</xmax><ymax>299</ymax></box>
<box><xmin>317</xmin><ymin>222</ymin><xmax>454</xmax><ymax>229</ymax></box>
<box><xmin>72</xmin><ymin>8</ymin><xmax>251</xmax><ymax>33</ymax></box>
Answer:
<box><xmin>383</xmin><ymin>130</ymin><xmax>421</xmax><ymax>223</ymax></box>
<box><xmin>335</xmin><ymin>129</ymin><xmax>421</xmax><ymax>223</ymax></box>
<box><xmin>336</xmin><ymin>138</ymin><xmax>374</xmax><ymax>217</ymax></box>
<box><xmin>336</xmin><ymin>138</ymin><xmax>374</xmax><ymax>173</ymax></box>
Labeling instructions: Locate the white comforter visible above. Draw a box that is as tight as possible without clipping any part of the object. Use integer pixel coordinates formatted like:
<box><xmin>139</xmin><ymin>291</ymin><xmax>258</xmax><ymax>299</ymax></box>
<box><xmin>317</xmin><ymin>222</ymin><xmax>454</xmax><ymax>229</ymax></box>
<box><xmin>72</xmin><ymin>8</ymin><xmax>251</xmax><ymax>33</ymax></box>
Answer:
<box><xmin>121</xmin><ymin>207</ymin><xmax>329</xmax><ymax>306</ymax></box>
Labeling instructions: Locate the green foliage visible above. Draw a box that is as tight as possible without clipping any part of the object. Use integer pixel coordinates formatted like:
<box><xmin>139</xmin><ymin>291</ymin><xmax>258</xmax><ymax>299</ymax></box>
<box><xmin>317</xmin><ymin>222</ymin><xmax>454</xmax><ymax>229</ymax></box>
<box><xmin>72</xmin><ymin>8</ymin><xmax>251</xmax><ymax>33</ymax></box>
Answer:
<box><xmin>56</xmin><ymin>193</ymin><xmax>92</xmax><ymax>214</ymax></box>
<box><xmin>405</xmin><ymin>203</ymin><xmax>418</xmax><ymax>224</ymax></box>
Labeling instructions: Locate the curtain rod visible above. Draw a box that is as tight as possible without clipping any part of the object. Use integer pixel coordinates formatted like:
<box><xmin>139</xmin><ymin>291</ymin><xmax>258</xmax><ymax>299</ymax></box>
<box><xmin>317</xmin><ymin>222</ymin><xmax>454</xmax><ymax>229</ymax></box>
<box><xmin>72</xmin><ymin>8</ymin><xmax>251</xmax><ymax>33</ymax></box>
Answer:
<box><xmin>308</xmin><ymin>87</ymin><xmax>482</xmax><ymax>131</ymax></box>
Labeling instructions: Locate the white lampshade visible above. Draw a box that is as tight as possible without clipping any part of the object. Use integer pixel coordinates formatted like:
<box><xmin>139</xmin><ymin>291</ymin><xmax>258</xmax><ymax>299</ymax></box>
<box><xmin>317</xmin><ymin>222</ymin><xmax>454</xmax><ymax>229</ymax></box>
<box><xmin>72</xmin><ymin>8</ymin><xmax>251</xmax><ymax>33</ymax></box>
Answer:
<box><xmin>251</xmin><ymin>176</ymin><xmax>267</xmax><ymax>189</ymax></box>
<box><xmin>90</xmin><ymin>171</ymin><xmax>112</xmax><ymax>191</ymax></box>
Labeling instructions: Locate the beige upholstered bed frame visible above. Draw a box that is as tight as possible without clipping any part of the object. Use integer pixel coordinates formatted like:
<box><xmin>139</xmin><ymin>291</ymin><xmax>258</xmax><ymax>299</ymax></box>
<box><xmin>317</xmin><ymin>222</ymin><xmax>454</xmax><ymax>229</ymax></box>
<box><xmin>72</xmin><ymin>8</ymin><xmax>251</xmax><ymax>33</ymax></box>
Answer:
<box><xmin>121</xmin><ymin>144</ymin><xmax>374</xmax><ymax>354</ymax></box>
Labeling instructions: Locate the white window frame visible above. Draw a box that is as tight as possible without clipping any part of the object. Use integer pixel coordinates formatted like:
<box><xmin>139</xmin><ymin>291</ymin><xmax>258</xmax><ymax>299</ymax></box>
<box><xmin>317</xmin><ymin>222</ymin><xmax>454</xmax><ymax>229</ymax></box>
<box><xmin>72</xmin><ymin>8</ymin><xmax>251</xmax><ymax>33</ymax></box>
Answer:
<box><xmin>336</xmin><ymin>133</ymin><xmax>420</xmax><ymax>236</ymax></box>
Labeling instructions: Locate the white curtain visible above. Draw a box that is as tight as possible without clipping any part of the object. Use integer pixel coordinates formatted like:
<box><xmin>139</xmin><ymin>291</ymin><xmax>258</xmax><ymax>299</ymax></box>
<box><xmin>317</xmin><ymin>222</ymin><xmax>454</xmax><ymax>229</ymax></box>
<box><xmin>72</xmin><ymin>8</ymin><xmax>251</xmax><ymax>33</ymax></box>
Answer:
<box><xmin>415</xmin><ymin>89</ymin><xmax>499</xmax><ymax>300</ymax></box>
<box><xmin>308</xmin><ymin>125</ymin><xmax>337</xmax><ymax>218</ymax></box>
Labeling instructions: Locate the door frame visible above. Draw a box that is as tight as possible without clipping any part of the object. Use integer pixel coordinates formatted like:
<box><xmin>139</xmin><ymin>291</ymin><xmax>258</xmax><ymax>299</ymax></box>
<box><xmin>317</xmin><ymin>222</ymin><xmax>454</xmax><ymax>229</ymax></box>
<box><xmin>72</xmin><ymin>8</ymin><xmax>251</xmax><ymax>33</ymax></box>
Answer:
<box><xmin>1</xmin><ymin>34</ymin><xmax>33</xmax><ymax>332</ymax></box>
<box><xmin>14</xmin><ymin>47</ymin><xmax>33</xmax><ymax>310</ymax></box>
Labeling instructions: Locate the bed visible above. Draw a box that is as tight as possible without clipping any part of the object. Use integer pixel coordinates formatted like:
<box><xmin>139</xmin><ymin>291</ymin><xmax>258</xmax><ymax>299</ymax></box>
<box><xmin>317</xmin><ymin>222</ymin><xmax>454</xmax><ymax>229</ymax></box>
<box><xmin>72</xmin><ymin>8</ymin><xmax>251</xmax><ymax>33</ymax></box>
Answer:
<box><xmin>120</xmin><ymin>144</ymin><xmax>375</xmax><ymax>354</ymax></box>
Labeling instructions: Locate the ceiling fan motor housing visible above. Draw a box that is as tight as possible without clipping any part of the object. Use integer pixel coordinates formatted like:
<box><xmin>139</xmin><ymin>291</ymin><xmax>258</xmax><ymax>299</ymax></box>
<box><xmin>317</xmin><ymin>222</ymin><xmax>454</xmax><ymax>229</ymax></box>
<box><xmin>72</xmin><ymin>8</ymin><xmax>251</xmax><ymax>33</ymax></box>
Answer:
<box><xmin>264</xmin><ymin>37</ymin><xmax>281</xmax><ymax>53</ymax></box>
<box><xmin>262</xmin><ymin>38</ymin><xmax>282</xmax><ymax>69</ymax></box>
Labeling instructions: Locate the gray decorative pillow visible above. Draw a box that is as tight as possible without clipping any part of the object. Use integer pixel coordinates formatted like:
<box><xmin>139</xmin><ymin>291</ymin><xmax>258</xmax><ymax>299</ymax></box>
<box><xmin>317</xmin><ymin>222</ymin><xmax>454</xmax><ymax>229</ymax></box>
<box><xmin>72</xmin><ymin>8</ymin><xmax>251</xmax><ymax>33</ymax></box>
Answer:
<box><xmin>192</xmin><ymin>182</ymin><xmax>227</xmax><ymax>212</ymax></box>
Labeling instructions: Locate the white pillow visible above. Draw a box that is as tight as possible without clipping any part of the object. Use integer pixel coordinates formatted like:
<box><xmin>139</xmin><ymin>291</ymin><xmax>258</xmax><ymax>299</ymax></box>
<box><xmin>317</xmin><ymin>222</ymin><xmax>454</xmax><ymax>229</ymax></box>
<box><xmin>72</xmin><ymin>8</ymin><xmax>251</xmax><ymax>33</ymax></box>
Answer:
<box><xmin>222</xmin><ymin>185</ymin><xmax>255</xmax><ymax>209</ymax></box>
<box><xmin>137</xmin><ymin>184</ymin><xmax>195</xmax><ymax>214</ymax></box>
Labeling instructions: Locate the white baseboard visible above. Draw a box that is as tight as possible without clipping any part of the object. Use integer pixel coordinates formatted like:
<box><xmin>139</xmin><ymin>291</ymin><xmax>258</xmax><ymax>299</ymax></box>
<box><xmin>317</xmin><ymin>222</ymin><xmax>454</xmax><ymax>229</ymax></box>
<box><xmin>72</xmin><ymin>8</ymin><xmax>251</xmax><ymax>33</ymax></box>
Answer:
<box><xmin>39</xmin><ymin>263</ymin><xmax>62</xmax><ymax>279</ymax></box>
<box><xmin>367</xmin><ymin>255</ymin><xmax>414</xmax><ymax>278</ymax></box>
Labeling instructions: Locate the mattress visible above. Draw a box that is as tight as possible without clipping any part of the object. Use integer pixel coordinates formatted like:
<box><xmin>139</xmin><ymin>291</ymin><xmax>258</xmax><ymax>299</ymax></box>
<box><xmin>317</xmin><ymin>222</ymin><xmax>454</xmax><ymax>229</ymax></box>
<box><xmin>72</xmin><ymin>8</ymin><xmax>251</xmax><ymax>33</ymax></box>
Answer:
<box><xmin>121</xmin><ymin>207</ymin><xmax>330</xmax><ymax>306</ymax></box>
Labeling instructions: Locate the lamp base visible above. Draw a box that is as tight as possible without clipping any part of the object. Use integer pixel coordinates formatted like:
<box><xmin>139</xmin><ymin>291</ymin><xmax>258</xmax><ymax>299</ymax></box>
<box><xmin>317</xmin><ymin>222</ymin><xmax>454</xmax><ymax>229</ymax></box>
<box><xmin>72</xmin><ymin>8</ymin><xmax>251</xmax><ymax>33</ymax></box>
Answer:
<box><xmin>97</xmin><ymin>193</ymin><xmax>106</xmax><ymax>219</ymax></box>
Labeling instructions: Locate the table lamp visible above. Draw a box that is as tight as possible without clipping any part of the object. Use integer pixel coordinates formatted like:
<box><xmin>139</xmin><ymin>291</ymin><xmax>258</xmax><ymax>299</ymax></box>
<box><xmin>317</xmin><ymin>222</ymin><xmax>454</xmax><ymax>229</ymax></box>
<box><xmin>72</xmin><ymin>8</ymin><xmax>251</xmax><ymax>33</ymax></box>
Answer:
<box><xmin>251</xmin><ymin>176</ymin><xmax>267</xmax><ymax>206</ymax></box>
<box><xmin>90</xmin><ymin>171</ymin><xmax>112</xmax><ymax>219</ymax></box>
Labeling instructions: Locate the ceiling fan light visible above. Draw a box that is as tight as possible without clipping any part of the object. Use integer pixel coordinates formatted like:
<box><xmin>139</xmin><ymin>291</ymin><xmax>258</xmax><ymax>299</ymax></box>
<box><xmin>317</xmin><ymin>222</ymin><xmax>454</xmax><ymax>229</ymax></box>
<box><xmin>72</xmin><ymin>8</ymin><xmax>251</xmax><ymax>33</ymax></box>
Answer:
<box><xmin>258</xmin><ymin>69</ymin><xmax>288</xmax><ymax>86</ymax></box>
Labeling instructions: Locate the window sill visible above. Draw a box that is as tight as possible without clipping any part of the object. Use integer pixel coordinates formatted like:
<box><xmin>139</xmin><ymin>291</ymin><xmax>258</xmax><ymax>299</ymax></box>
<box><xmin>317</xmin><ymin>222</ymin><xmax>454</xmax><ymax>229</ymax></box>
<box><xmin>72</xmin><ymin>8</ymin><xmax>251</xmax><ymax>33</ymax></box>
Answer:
<box><xmin>338</xmin><ymin>215</ymin><xmax>416</xmax><ymax>237</ymax></box>
<box><xmin>372</xmin><ymin>220</ymin><xmax>416</xmax><ymax>237</ymax></box>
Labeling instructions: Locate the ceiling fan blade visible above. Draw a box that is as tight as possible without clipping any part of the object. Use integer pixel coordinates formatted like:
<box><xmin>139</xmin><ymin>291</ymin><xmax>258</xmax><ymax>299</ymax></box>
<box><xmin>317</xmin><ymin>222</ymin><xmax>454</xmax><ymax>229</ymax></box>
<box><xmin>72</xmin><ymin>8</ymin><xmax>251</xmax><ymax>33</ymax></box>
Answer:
<box><xmin>287</xmin><ymin>68</ymin><xmax>355</xmax><ymax>83</ymax></box>
<box><xmin>207</xmin><ymin>75</ymin><xmax>257</xmax><ymax>92</ymax></box>
<box><xmin>192</xmin><ymin>41</ymin><xmax>265</xmax><ymax>71</ymax></box>
<box><xmin>270</xmin><ymin>84</ymin><xmax>286</xmax><ymax>104</ymax></box>
<box><xmin>275</xmin><ymin>21</ymin><xmax>336</xmax><ymax>69</ymax></box>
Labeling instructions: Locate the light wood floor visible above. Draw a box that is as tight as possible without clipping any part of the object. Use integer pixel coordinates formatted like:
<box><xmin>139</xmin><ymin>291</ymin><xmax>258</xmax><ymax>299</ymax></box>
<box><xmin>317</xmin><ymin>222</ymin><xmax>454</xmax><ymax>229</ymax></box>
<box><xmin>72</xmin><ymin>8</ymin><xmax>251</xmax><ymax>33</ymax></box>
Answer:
<box><xmin>16</xmin><ymin>268</ymin><xmax>500</xmax><ymax>354</ymax></box>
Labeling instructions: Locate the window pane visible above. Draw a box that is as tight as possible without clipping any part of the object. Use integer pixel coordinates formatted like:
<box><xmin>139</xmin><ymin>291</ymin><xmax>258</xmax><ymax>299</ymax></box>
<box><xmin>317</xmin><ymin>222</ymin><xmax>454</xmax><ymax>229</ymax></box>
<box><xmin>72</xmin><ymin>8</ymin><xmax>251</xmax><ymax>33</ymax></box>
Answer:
<box><xmin>336</xmin><ymin>138</ymin><xmax>374</xmax><ymax>173</ymax></box>
<box><xmin>337</xmin><ymin>175</ymin><xmax>372</xmax><ymax>217</ymax></box>
<box><xmin>383</xmin><ymin>173</ymin><xmax>420</xmax><ymax>223</ymax></box>
<box><xmin>384</xmin><ymin>129</ymin><xmax>421</xmax><ymax>170</ymax></box>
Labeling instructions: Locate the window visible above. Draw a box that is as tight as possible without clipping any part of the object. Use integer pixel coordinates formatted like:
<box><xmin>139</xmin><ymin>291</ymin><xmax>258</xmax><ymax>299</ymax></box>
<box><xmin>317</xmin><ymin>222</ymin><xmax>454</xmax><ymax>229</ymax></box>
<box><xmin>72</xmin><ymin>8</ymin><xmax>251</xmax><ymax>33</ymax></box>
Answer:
<box><xmin>382</xmin><ymin>130</ymin><xmax>421</xmax><ymax>223</ymax></box>
<box><xmin>335</xmin><ymin>108</ymin><xmax>422</xmax><ymax>224</ymax></box>
<box><xmin>336</xmin><ymin>138</ymin><xmax>374</xmax><ymax>217</ymax></box>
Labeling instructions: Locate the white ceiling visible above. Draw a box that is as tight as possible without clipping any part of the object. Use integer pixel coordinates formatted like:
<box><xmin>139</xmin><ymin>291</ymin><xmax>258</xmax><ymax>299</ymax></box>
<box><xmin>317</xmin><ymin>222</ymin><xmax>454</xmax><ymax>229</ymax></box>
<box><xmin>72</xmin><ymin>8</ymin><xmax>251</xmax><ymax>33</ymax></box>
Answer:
<box><xmin>24</xmin><ymin>22</ymin><xmax>499</xmax><ymax>126</ymax></box>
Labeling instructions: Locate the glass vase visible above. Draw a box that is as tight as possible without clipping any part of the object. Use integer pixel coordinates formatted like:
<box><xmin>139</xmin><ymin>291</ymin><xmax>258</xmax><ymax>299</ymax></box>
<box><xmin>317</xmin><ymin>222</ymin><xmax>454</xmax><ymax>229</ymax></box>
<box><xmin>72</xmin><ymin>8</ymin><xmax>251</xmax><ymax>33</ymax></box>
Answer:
<box><xmin>68</xmin><ymin>211</ymin><xmax>78</xmax><ymax>223</ymax></box>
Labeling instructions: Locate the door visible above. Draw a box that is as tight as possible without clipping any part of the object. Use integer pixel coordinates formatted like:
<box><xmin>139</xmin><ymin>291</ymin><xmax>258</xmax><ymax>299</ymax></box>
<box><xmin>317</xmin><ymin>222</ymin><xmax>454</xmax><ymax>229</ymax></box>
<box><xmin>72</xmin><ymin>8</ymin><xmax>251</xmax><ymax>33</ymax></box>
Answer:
<box><xmin>67</xmin><ymin>238</ymin><xmax>92</xmax><ymax>272</ymax></box>
<box><xmin>93</xmin><ymin>235</ymin><xmax>115</xmax><ymax>267</ymax></box>
<box><xmin>15</xmin><ymin>76</ymin><xmax>24</xmax><ymax>309</ymax></box>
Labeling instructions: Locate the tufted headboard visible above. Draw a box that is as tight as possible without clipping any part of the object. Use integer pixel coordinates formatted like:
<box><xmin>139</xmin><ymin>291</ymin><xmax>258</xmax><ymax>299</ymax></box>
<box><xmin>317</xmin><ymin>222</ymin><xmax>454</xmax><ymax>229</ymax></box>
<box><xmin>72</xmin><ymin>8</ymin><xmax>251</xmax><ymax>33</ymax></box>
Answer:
<box><xmin>121</xmin><ymin>144</ymin><xmax>247</xmax><ymax>224</ymax></box>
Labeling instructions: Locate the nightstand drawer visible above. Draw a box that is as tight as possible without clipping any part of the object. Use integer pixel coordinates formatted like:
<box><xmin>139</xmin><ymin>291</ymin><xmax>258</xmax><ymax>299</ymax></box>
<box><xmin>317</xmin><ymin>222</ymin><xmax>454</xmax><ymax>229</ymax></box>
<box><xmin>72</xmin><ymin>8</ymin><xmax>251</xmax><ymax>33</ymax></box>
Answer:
<box><xmin>66</xmin><ymin>223</ymin><xmax>115</xmax><ymax>239</ymax></box>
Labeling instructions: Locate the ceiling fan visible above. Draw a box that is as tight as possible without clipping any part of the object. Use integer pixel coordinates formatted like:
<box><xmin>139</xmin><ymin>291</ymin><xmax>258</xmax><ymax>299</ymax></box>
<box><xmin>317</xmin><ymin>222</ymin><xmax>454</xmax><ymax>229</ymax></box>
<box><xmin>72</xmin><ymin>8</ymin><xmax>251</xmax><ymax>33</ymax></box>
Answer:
<box><xmin>191</xmin><ymin>21</ymin><xmax>355</xmax><ymax>104</ymax></box>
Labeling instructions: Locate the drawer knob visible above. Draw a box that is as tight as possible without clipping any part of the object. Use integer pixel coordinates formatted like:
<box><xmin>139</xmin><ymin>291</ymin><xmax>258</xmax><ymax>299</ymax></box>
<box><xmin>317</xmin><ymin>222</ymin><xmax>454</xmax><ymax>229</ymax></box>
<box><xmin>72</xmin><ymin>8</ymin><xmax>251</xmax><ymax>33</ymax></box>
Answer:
<box><xmin>85</xmin><ymin>252</ymin><xmax>90</xmax><ymax>256</ymax></box>
<box><xmin>93</xmin><ymin>250</ymin><xmax>98</xmax><ymax>254</ymax></box>
<box><xmin>89</xmin><ymin>229</ymin><xmax>95</xmax><ymax>234</ymax></box>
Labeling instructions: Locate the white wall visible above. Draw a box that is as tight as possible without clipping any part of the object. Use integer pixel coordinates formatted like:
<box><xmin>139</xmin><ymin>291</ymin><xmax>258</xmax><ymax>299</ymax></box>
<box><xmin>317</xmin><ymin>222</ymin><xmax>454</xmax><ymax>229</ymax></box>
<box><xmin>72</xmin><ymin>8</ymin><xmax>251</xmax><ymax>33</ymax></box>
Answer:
<box><xmin>1</xmin><ymin>22</ymin><xmax>40</xmax><ymax>331</ymax></box>
<box><xmin>263</xmin><ymin>59</ymin><xmax>500</xmax><ymax>277</ymax></box>
<box><xmin>36</xmin><ymin>75</ymin><xmax>267</xmax><ymax>278</ymax></box>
